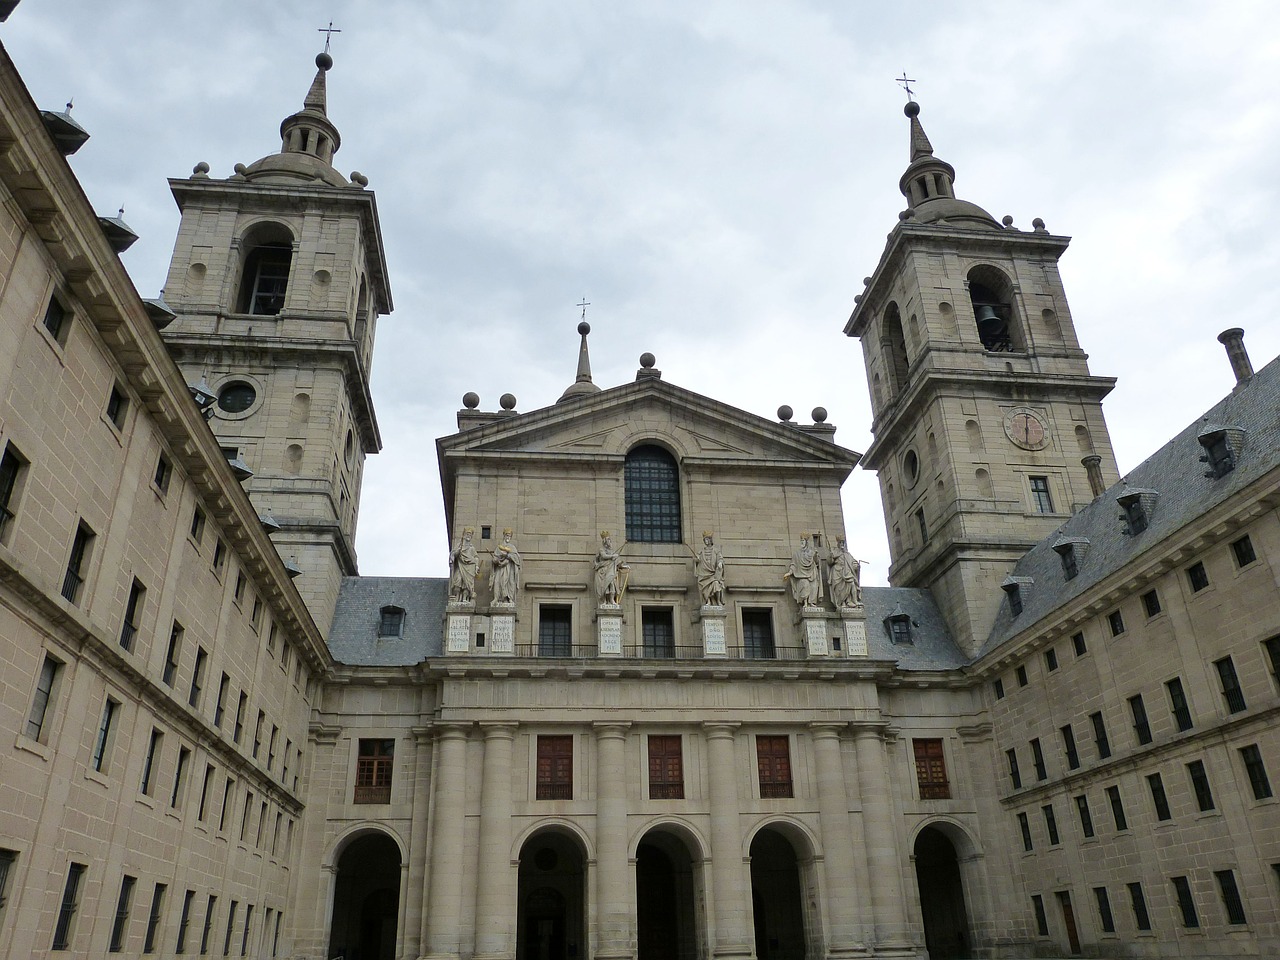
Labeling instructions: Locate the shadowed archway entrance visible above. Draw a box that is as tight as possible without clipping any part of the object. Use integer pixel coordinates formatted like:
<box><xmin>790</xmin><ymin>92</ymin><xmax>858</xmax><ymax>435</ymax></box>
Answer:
<box><xmin>749</xmin><ymin>827</ymin><xmax>807</xmax><ymax>960</ymax></box>
<box><xmin>517</xmin><ymin>830</ymin><xmax>586</xmax><ymax>960</ymax></box>
<box><xmin>327</xmin><ymin>832</ymin><xmax>401</xmax><ymax>960</ymax></box>
<box><xmin>636</xmin><ymin>828</ymin><xmax>702</xmax><ymax>960</ymax></box>
<box><xmin>914</xmin><ymin>826</ymin><xmax>971</xmax><ymax>959</ymax></box>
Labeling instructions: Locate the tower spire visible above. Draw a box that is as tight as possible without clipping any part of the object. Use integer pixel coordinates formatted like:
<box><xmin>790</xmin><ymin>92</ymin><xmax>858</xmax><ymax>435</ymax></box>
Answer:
<box><xmin>558</xmin><ymin>319</ymin><xmax>602</xmax><ymax>402</ymax></box>
<box><xmin>276</xmin><ymin>50</ymin><xmax>341</xmax><ymax>167</ymax></box>
<box><xmin>897</xmin><ymin>101</ymin><xmax>997</xmax><ymax>228</ymax></box>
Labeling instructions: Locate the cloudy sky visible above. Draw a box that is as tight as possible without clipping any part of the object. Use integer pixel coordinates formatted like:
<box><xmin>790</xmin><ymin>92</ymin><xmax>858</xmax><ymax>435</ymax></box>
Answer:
<box><xmin>6</xmin><ymin>2</ymin><xmax>1278</xmax><ymax>584</ymax></box>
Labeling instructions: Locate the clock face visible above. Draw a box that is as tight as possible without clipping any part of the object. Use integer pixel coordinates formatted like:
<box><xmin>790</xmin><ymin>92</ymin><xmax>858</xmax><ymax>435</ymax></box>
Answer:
<box><xmin>1005</xmin><ymin>409</ymin><xmax>1048</xmax><ymax>450</ymax></box>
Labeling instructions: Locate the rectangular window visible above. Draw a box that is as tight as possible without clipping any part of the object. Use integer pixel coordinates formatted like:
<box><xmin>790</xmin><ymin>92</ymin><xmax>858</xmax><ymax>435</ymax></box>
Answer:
<box><xmin>171</xmin><ymin>746</ymin><xmax>190</xmax><ymax>808</ymax></box>
<box><xmin>1016</xmin><ymin>665</ymin><xmax>1028</xmax><ymax>687</ymax></box>
<box><xmin>109</xmin><ymin>874</ymin><xmax>136</xmax><ymax>953</ymax></box>
<box><xmin>648</xmin><ymin>735</ymin><xmax>685</xmax><ymax>799</ymax></box>
<box><xmin>1006</xmin><ymin>748</ymin><xmax>1022</xmax><ymax>789</ymax></box>
<box><xmin>1106</xmin><ymin>785</ymin><xmax>1128</xmax><ymax>831</ymax></box>
<box><xmin>1215</xmin><ymin>869</ymin><xmax>1247</xmax><ymax>925</ymax></box>
<box><xmin>535</xmin><ymin>735</ymin><xmax>573</xmax><ymax>800</ymax></box>
<box><xmin>267</xmin><ymin>726</ymin><xmax>278</xmax><ymax>771</ymax></box>
<box><xmin>201</xmin><ymin>895</ymin><xmax>217</xmax><ymax>955</ymax></box>
<box><xmin>1107</xmin><ymin>609</ymin><xmax>1125</xmax><ymax>637</ymax></box>
<box><xmin>0</xmin><ymin>443</ymin><xmax>26</xmax><ymax>542</ymax></box>
<box><xmin>250</xmin><ymin>597</ymin><xmax>263</xmax><ymax>631</ymax></box>
<box><xmin>92</xmin><ymin>696</ymin><xmax>120</xmax><ymax>773</ymax></box>
<box><xmin>1089</xmin><ymin>711</ymin><xmax>1111</xmax><ymax>759</ymax></box>
<box><xmin>0</xmin><ymin>849</ymin><xmax>13</xmax><ymax>930</ymax></box>
<box><xmin>120</xmin><ymin>579</ymin><xmax>145</xmax><ymax>651</ymax></box>
<box><xmin>1031</xmin><ymin>894</ymin><xmax>1048</xmax><ymax>935</ymax></box>
<box><xmin>1214</xmin><ymin>656</ymin><xmax>1246</xmax><ymax>713</ymax></box>
<box><xmin>190</xmin><ymin>507</ymin><xmax>205</xmax><ymax>543</ymax></box>
<box><xmin>213</xmin><ymin>539</ymin><xmax>226</xmax><ymax>573</ymax></box>
<box><xmin>240</xmin><ymin>791</ymin><xmax>254</xmax><ymax>842</ymax></box>
<box><xmin>1018</xmin><ymin>812</ymin><xmax>1033</xmax><ymax>851</ymax></box>
<box><xmin>1141</xmin><ymin>589</ymin><xmax>1161</xmax><ymax>617</ymax></box>
<box><xmin>198</xmin><ymin>764</ymin><xmax>215</xmax><ymax>821</ymax></box>
<box><xmin>1030</xmin><ymin>476</ymin><xmax>1053</xmax><ymax>513</ymax></box>
<box><xmin>1060</xmin><ymin>545</ymin><xmax>1078</xmax><ymax>580</ymax></box>
<box><xmin>234</xmin><ymin>573</ymin><xmax>246</xmax><ymax>603</ymax></box>
<box><xmin>256</xmin><ymin>800</ymin><xmax>267</xmax><ymax>846</ymax></box>
<box><xmin>163</xmin><ymin>622</ymin><xmax>183</xmax><ymax>686</ymax></box>
<box><xmin>1075</xmin><ymin>794</ymin><xmax>1094</xmax><ymax>838</ymax></box>
<box><xmin>177</xmin><ymin>888</ymin><xmax>196</xmax><ymax>953</ymax></box>
<box><xmin>742</xmin><ymin>608</ymin><xmax>776</xmax><ymax>659</ymax></box>
<box><xmin>106</xmin><ymin>385</ymin><xmax>128</xmax><ymax>428</ymax></box>
<box><xmin>1147</xmin><ymin>772</ymin><xmax>1172</xmax><ymax>821</ymax></box>
<box><xmin>253</xmin><ymin>711</ymin><xmax>264</xmax><ymax>759</ymax></box>
<box><xmin>1172</xmin><ymin>876</ymin><xmax>1199</xmax><ymax>928</ymax></box>
<box><xmin>1072</xmin><ymin>631</ymin><xmax>1087</xmax><ymax>657</ymax></box>
<box><xmin>537</xmin><ymin>605</ymin><xmax>572</xmax><ymax>657</ymax></box>
<box><xmin>1093</xmin><ymin>886</ymin><xmax>1115</xmax><ymax>934</ymax></box>
<box><xmin>233</xmin><ymin>692</ymin><xmax>247</xmax><ymax>744</ymax></box>
<box><xmin>1265</xmin><ymin>636</ymin><xmax>1280</xmax><ymax>690</ymax></box>
<box><xmin>993</xmin><ymin>677</ymin><xmax>1005</xmax><ymax>700</ymax></box>
<box><xmin>282</xmin><ymin>739</ymin><xmax>292</xmax><ymax>787</ymax></box>
<box><xmin>1129</xmin><ymin>694</ymin><xmax>1152</xmax><ymax>745</ymax></box>
<box><xmin>62</xmin><ymin>521</ymin><xmax>95</xmax><ymax>603</ymax></box>
<box><xmin>215</xmin><ymin>674</ymin><xmax>230</xmax><ymax>728</ymax></box>
<box><xmin>144</xmin><ymin>883</ymin><xmax>167</xmax><ymax>954</ymax></box>
<box><xmin>141</xmin><ymin>728</ymin><xmax>163</xmax><ymax>795</ymax></box>
<box><xmin>272</xmin><ymin>911</ymin><xmax>282</xmax><ymax>958</ymax></box>
<box><xmin>43</xmin><ymin>293</ymin><xmax>70</xmax><ymax>342</ymax></box>
<box><xmin>1187</xmin><ymin>759</ymin><xmax>1215</xmax><ymax>811</ymax></box>
<box><xmin>1127</xmin><ymin>882</ymin><xmax>1151</xmax><ymax>931</ymax></box>
<box><xmin>641</xmin><ymin>607</ymin><xmax>675</xmax><ymax>658</ymax></box>
<box><xmin>756</xmin><ymin>735</ymin><xmax>793</xmax><ymax>798</ymax></box>
<box><xmin>1041</xmin><ymin>804</ymin><xmax>1060</xmax><ymax>845</ymax></box>
<box><xmin>354</xmin><ymin>739</ymin><xmax>394</xmax><ymax>804</ymax></box>
<box><xmin>1044</xmin><ymin>648</ymin><xmax>1058</xmax><ymax>672</ymax></box>
<box><xmin>218</xmin><ymin>778</ymin><xmax>234</xmax><ymax>832</ymax></box>
<box><xmin>240</xmin><ymin>904</ymin><xmax>254</xmax><ymax>956</ymax></box>
<box><xmin>1031</xmin><ymin>738</ymin><xmax>1047</xmax><ymax>780</ymax></box>
<box><xmin>1167</xmin><ymin>678</ymin><xmax>1193</xmax><ymax>731</ymax></box>
<box><xmin>223</xmin><ymin>900</ymin><xmax>238</xmax><ymax>957</ymax></box>
<box><xmin>26</xmin><ymin>654</ymin><xmax>63</xmax><ymax>742</ymax></box>
<box><xmin>1061</xmin><ymin>725</ymin><xmax>1080</xmax><ymax>770</ymax></box>
<box><xmin>189</xmin><ymin>648</ymin><xmax>208</xmax><ymax>709</ymax></box>
<box><xmin>913</xmin><ymin>738</ymin><xmax>950</xmax><ymax>799</ymax></box>
<box><xmin>271</xmin><ymin>812</ymin><xmax>282</xmax><ymax>855</ymax></box>
<box><xmin>1240</xmin><ymin>744</ymin><xmax>1273</xmax><ymax>800</ymax></box>
<box><xmin>153</xmin><ymin>455</ymin><xmax>172</xmax><ymax>494</ymax></box>
<box><xmin>52</xmin><ymin>862</ymin><xmax>86</xmax><ymax>950</ymax></box>
<box><xmin>1231</xmin><ymin>534</ymin><xmax>1256</xmax><ymax>567</ymax></box>
<box><xmin>1186</xmin><ymin>561</ymin><xmax>1209</xmax><ymax>592</ymax></box>
<box><xmin>915</xmin><ymin>507</ymin><xmax>928</xmax><ymax>544</ymax></box>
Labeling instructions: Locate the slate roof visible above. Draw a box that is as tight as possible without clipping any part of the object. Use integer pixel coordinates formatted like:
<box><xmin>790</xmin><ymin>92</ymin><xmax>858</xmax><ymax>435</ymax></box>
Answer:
<box><xmin>979</xmin><ymin>353</ymin><xmax>1280</xmax><ymax>657</ymax></box>
<box><xmin>860</xmin><ymin>586</ymin><xmax>969</xmax><ymax>670</ymax></box>
<box><xmin>327</xmin><ymin>576</ymin><xmax>447</xmax><ymax>666</ymax></box>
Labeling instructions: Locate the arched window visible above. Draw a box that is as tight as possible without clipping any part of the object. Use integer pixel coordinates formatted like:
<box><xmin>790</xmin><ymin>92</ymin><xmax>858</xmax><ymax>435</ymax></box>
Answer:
<box><xmin>881</xmin><ymin>303</ymin><xmax>909</xmax><ymax>398</ymax></box>
<box><xmin>625</xmin><ymin>445</ymin><xmax>681</xmax><ymax>542</ymax></box>
<box><xmin>967</xmin><ymin>265</ymin><xmax>1021</xmax><ymax>353</ymax></box>
<box><xmin>235</xmin><ymin>223</ymin><xmax>295</xmax><ymax>316</ymax></box>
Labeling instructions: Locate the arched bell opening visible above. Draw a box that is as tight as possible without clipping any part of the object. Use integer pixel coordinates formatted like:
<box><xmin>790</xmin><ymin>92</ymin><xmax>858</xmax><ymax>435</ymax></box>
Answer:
<box><xmin>326</xmin><ymin>831</ymin><xmax>401</xmax><ymax>960</ymax></box>
<box><xmin>967</xmin><ymin>265</ymin><xmax>1022</xmax><ymax>354</ymax></box>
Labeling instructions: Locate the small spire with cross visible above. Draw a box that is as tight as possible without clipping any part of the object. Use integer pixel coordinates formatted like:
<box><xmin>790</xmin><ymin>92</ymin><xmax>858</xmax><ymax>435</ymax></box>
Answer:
<box><xmin>576</xmin><ymin>298</ymin><xmax>590</xmax><ymax>322</ymax></box>
<box><xmin>318</xmin><ymin>21</ymin><xmax>342</xmax><ymax>53</ymax></box>
<box><xmin>896</xmin><ymin>72</ymin><xmax>917</xmax><ymax>103</ymax></box>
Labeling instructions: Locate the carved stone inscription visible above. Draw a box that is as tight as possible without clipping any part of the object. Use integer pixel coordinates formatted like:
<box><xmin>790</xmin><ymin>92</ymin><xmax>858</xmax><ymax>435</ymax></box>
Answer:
<box><xmin>804</xmin><ymin>618</ymin><xmax>829</xmax><ymax>657</ymax></box>
<box><xmin>446</xmin><ymin>613</ymin><xmax>471</xmax><ymax>654</ymax></box>
<box><xmin>598</xmin><ymin>616</ymin><xmax>622</xmax><ymax>656</ymax></box>
<box><xmin>844</xmin><ymin>619</ymin><xmax>868</xmax><ymax>657</ymax></box>
<box><xmin>490</xmin><ymin>614</ymin><xmax>514</xmax><ymax>654</ymax></box>
<box><xmin>703</xmin><ymin>617</ymin><xmax>726</xmax><ymax>657</ymax></box>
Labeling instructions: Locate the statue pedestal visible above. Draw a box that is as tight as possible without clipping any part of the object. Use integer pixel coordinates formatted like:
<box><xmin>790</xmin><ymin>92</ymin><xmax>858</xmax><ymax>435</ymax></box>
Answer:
<box><xmin>490</xmin><ymin>603</ymin><xmax>515</xmax><ymax>655</ymax></box>
<box><xmin>445</xmin><ymin>604</ymin><xmax>473</xmax><ymax>654</ymax></box>
<box><xmin>839</xmin><ymin>606</ymin><xmax>868</xmax><ymax>657</ymax></box>
<box><xmin>700</xmin><ymin>605</ymin><xmax>727</xmax><ymax>658</ymax></box>
<box><xmin>597</xmin><ymin>604</ymin><xmax>622</xmax><ymax>656</ymax></box>
<box><xmin>800</xmin><ymin>607</ymin><xmax>830</xmax><ymax>657</ymax></box>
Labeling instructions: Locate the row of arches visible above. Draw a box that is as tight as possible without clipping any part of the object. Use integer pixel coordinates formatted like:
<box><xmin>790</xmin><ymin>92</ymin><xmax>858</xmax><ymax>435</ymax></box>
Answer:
<box><xmin>327</xmin><ymin>822</ymin><xmax>974</xmax><ymax>960</ymax></box>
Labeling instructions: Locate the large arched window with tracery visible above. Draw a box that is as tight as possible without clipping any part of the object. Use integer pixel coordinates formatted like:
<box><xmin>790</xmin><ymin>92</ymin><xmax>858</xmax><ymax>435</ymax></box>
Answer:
<box><xmin>625</xmin><ymin>444</ymin><xmax>681</xmax><ymax>542</ymax></box>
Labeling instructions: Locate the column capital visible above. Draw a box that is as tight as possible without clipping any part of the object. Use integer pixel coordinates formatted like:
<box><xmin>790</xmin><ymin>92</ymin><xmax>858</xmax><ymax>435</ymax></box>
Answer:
<box><xmin>808</xmin><ymin>721</ymin><xmax>850</xmax><ymax>740</ymax></box>
<box><xmin>479</xmin><ymin>721</ymin><xmax>518</xmax><ymax>740</ymax></box>
<box><xmin>433</xmin><ymin>722</ymin><xmax>473</xmax><ymax>742</ymax></box>
<box><xmin>591</xmin><ymin>721</ymin><xmax>632</xmax><ymax>739</ymax></box>
<box><xmin>702</xmin><ymin>721</ymin><xmax>741</xmax><ymax>738</ymax></box>
<box><xmin>848</xmin><ymin>720</ymin><xmax>890</xmax><ymax>741</ymax></box>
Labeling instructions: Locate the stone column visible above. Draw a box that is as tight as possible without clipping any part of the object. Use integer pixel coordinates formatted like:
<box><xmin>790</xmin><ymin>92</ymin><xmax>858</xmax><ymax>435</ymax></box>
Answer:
<box><xmin>401</xmin><ymin>726</ymin><xmax>433</xmax><ymax>960</ymax></box>
<box><xmin>594</xmin><ymin>722</ymin><xmax>633</xmax><ymax>959</ymax></box>
<box><xmin>474</xmin><ymin>723</ymin><xmax>518</xmax><ymax>959</ymax></box>
<box><xmin>851</xmin><ymin>724</ymin><xmax>914</xmax><ymax>956</ymax></box>
<box><xmin>704</xmin><ymin>723</ymin><xmax>753</xmax><ymax>960</ymax></box>
<box><xmin>809</xmin><ymin>723</ymin><xmax>866</xmax><ymax>958</ymax></box>
<box><xmin>423</xmin><ymin>723</ymin><xmax>470</xmax><ymax>959</ymax></box>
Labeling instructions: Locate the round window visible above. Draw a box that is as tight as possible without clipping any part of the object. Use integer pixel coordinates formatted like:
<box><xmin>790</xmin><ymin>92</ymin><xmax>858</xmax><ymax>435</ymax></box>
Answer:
<box><xmin>344</xmin><ymin>429</ymin><xmax>355</xmax><ymax>464</ymax></box>
<box><xmin>217</xmin><ymin>381</ymin><xmax>257</xmax><ymax>413</ymax></box>
<box><xmin>904</xmin><ymin>449</ymin><xmax>920</xmax><ymax>485</ymax></box>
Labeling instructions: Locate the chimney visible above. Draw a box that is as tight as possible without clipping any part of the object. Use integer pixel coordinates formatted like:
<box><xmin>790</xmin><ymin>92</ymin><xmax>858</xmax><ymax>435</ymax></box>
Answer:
<box><xmin>1217</xmin><ymin>328</ymin><xmax>1253</xmax><ymax>385</ymax></box>
<box><xmin>1081</xmin><ymin>455</ymin><xmax>1106</xmax><ymax>498</ymax></box>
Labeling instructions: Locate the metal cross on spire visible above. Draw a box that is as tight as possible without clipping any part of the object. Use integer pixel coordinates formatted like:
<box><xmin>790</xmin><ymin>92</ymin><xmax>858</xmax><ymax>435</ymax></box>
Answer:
<box><xmin>318</xmin><ymin>21</ymin><xmax>342</xmax><ymax>53</ymax></box>
<box><xmin>896</xmin><ymin>72</ymin><xmax>917</xmax><ymax>102</ymax></box>
<box><xmin>576</xmin><ymin>298</ymin><xmax>591</xmax><ymax>321</ymax></box>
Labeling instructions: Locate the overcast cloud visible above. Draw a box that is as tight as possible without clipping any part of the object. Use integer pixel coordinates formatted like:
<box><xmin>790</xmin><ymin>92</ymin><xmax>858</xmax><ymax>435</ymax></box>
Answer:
<box><xmin>6</xmin><ymin>1</ymin><xmax>1278</xmax><ymax>585</ymax></box>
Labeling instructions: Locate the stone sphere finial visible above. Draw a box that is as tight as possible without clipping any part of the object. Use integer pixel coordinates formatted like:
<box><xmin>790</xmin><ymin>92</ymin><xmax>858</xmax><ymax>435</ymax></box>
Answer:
<box><xmin>193</xmin><ymin>161</ymin><xmax>210</xmax><ymax>175</ymax></box>
<box><xmin>1032</xmin><ymin>217</ymin><xmax>1046</xmax><ymax>230</ymax></box>
<box><xmin>350</xmin><ymin>171</ymin><xmax>368</xmax><ymax>186</ymax></box>
<box><xmin>462</xmin><ymin>392</ymin><xmax>480</xmax><ymax>409</ymax></box>
<box><xmin>812</xmin><ymin>406</ymin><xmax>828</xmax><ymax>423</ymax></box>
<box><xmin>778</xmin><ymin>405</ymin><xmax>794</xmax><ymax>422</ymax></box>
<box><xmin>233</xmin><ymin>162</ymin><xmax>247</xmax><ymax>175</ymax></box>
<box><xmin>316</xmin><ymin>51</ymin><xmax>333</xmax><ymax>71</ymax></box>
<box><xmin>499</xmin><ymin>393</ymin><xmax>517</xmax><ymax>410</ymax></box>
<box><xmin>899</xmin><ymin>208</ymin><xmax>913</xmax><ymax>221</ymax></box>
<box><xmin>578</xmin><ymin>321</ymin><xmax>590</xmax><ymax>336</ymax></box>
<box><xmin>904</xmin><ymin>101</ymin><xmax>920</xmax><ymax>118</ymax></box>
<box><xmin>1002</xmin><ymin>214</ymin><xmax>1014</xmax><ymax>227</ymax></box>
<box><xmin>639</xmin><ymin>352</ymin><xmax>656</xmax><ymax>368</ymax></box>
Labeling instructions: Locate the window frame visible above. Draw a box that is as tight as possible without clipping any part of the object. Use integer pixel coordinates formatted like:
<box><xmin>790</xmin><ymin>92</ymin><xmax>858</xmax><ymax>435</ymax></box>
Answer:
<box><xmin>537</xmin><ymin>604</ymin><xmax>573</xmax><ymax>658</ymax></box>
<box><xmin>647</xmin><ymin>734</ymin><xmax>685</xmax><ymax>800</ymax></box>
<box><xmin>1239</xmin><ymin>744</ymin><xmax>1273</xmax><ymax>801</ymax></box>
<box><xmin>1029</xmin><ymin>475</ymin><xmax>1054</xmax><ymax>514</ymax></box>
<box><xmin>535</xmin><ymin>734</ymin><xmax>574</xmax><ymax>800</ymax></box>
<box><xmin>623</xmin><ymin>444</ymin><xmax>682</xmax><ymax>543</ymax></box>
<box><xmin>26</xmin><ymin>653</ymin><xmax>64</xmax><ymax>743</ymax></box>
<box><xmin>62</xmin><ymin>521</ymin><xmax>95</xmax><ymax>604</ymax></box>
<box><xmin>354</xmin><ymin>738</ymin><xmax>395</xmax><ymax>804</ymax></box>
<box><xmin>755</xmin><ymin>734</ymin><xmax>793</xmax><ymax>799</ymax></box>
<box><xmin>0</xmin><ymin>443</ymin><xmax>27</xmax><ymax>543</ymax></box>
<box><xmin>109</xmin><ymin>874</ymin><xmax>136</xmax><ymax>953</ymax></box>
<box><xmin>912</xmin><ymin>738</ymin><xmax>951</xmax><ymax>800</ymax></box>
<box><xmin>742</xmin><ymin>607</ymin><xmax>777</xmax><ymax>660</ymax></box>
<box><xmin>1146</xmin><ymin>772</ymin><xmax>1172</xmax><ymax>821</ymax></box>
<box><xmin>641</xmin><ymin>606</ymin><xmax>676</xmax><ymax>659</ymax></box>
<box><xmin>52</xmin><ymin>862</ymin><xmax>86</xmax><ymax>950</ymax></box>
<box><xmin>1231</xmin><ymin>534</ymin><xmax>1256</xmax><ymax>567</ymax></box>
<box><xmin>42</xmin><ymin>291</ymin><xmax>71</xmax><ymax>344</ymax></box>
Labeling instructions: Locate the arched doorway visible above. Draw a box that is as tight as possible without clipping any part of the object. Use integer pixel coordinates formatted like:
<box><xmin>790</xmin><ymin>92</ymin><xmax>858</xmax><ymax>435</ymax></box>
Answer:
<box><xmin>636</xmin><ymin>828</ymin><xmax>702</xmax><ymax>960</ymax></box>
<box><xmin>517</xmin><ymin>830</ymin><xmax>586</xmax><ymax>960</ymax></box>
<box><xmin>327</xmin><ymin>832</ymin><xmax>401</xmax><ymax>960</ymax></box>
<box><xmin>749</xmin><ymin>828</ymin><xmax>807</xmax><ymax>960</ymax></box>
<box><xmin>914</xmin><ymin>826</ymin><xmax>971</xmax><ymax>959</ymax></box>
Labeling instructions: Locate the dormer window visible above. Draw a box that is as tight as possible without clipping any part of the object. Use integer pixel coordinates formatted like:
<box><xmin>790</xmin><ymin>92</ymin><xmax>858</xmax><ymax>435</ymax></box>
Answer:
<box><xmin>1002</xmin><ymin>576</ymin><xmax>1033</xmax><ymax>618</ymax></box>
<box><xmin>885</xmin><ymin>610</ymin><xmax>913</xmax><ymax>644</ymax></box>
<box><xmin>1052</xmin><ymin>537</ymin><xmax>1089</xmax><ymax>582</ymax></box>
<box><xmin>1198</xmin><ymin>429</ymin><xmax>1235</xmax><ymax>479</ymax></box>
<box><xmin>1116</xmin><ymin>490</ymin><xmax>1152</xmax><ymax>536</ymax></box>
<box><xmin>378</xmin><ymin>605</ymin><xmax>405</xmax><ymax>637</ymax></box>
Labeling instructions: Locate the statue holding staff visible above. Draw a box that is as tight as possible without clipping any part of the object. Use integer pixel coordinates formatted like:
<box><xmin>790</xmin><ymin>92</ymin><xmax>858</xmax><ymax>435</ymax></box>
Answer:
<box><xmin>694</xmin><ymin>530</ymin><xmax>725</xmax><ymax>606</ymax></box>
<box><xmin>594</xmin><ymin>531</ymin><xmax>629</xmax><ymax>605</ymax></box>
<box><xmin>827</xmin><ymin>536</ymin><xmax>862</xmax><ymax>608</ymax></box>
<box><xmin>785</xmin><ymin>534</ymin><xmax>822</xmax><ymax>606</ymax></box>
<box><xmin>490</xmin><ymin>528</ymin><xmax>522</xmax><ymax>604</ymax></box>
<box><xmin>448</xmin><ymin>527</ymin><xmax>479</xmax><ymax>603</ymax></box>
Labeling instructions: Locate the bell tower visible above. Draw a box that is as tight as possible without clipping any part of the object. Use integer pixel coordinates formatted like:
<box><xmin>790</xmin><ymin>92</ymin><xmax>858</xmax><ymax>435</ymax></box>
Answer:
<box><xmin>846</xmin><ymin>101</ymin><xmax>1119</xmax><ymax>656</ymax></box>
<box><xmin>159</xmin><ymin>50</ymin><xmax>392</xmax><ymax>633</ymax></box>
